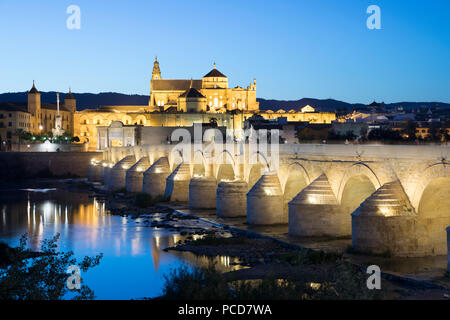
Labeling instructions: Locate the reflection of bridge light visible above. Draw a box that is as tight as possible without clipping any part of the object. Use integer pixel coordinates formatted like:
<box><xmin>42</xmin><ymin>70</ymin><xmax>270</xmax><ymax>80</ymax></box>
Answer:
<box><xmin>27</xmin><ymin>200</ymin><xmax>31</xmax><ymax>224</ymax></box>
<box><xmin>2</xmin><ymin>206</ymin><xmax>6</xmax><ymax>226</ymax></box>
<box><xmin>264</xmin><ymin>188</ymin><xmax>273</xmax><ymax>196</ymax></box>
<box><xmin>136</xmin><ymin>167</ymin><xmax>143</xmax><ymax>172</ymax></box>
<box><xmin>219</xmin><ymin>256</ymin><xmax>231</xmax><ymax>267</ymax></box>
<box><xmin>154</xmin><ymin>168</ymin><xmax>162</xmax><ymax>174</ymax></box>
<box><xmin>43</xmin><ymin>201</ymin><xmax>52</xmax><ymax>222</ymax></box>
<box><xmin>121</xmin><ymin>165</ymin><xmax>129</xmax><ymax>170</ymax></box>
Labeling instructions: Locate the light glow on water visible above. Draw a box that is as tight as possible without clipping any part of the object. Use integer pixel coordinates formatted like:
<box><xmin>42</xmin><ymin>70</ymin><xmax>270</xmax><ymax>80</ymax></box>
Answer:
<box><xmin>0</xmin><ymin>186</ymin><xmax>240</xmax><ymax>300</ymax></box>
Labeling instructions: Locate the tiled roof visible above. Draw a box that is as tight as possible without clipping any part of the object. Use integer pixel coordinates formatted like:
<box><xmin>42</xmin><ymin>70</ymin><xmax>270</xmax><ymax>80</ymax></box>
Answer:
<box><xmin>179</xmin><ymin>87</ymin><xmax>205</xmax><ymax>99</ymax></box>
<box><xmin>41</xmin><ymin>103</ymin><xmax>71</xmax><ymax>112</ymax></box>
<box><xmin>151</xmin><ymin>79</ymin><xmax>202</xmax><ymax>91</ymax></box>
<box><xmin>0</xmin><ymin>102</ymin><xmax>29</xmax><ymax>113</ymax></box>
<box><xmin>29</xmin><ymin>81</ymin><xmax>39</xmax><ymax>94</ymax></box>
<box><xmin>203</xmin><ymin>68</ymin><xmax>226</xmax><ymax>78</ymax></box>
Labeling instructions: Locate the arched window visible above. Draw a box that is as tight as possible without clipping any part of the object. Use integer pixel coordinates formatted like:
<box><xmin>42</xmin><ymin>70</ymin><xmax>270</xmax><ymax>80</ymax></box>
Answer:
<box><xmin>213</xmin><ymin>98</ymin><xmax>219</xmax><ymax>108</ymax></box>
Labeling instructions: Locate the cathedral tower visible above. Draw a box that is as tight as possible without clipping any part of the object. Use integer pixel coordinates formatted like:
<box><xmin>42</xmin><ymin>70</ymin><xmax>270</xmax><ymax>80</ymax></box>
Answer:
<box><xmin>27</xmin><ymin>80</ymin><xmax>41</xmax><ymax>134</ymax></box>
<box><xmin>152</xmin><ymin>57</ymin><xmax>161</xmax><ymax>80</ymax></box>
<box><xmin>64</xmin><ymin>88</ymin><xmax>76</xmax><ymax>113</ymax></box>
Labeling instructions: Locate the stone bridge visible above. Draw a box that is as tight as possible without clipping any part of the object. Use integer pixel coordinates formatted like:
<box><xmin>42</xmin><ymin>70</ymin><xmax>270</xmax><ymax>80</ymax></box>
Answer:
<box><xmin>88</xmin><ymin>143</ymin><xmax>450</xmax><ymax>259</ymax></box>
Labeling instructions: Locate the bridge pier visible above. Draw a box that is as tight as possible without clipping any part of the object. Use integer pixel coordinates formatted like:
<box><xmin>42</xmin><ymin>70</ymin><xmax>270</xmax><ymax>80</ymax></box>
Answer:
<box><xmin>143</xmin><ymin>157</ymin><xmax>170</xmax><ymax>198</ymax></box>
<box><xmin>288</xmin><ymin>174</ymin><xmax>346</xmax><ymax>237</ymax></box>
<box><xmin>88</xmin><ymin>163</ymin><xmax>101</xmax><ymax>182</ymax></box>
<box><xmin>216</xmin><ymin>180</ymin><xmax>248</xmax><ymax>217</ymax></box>
<box><xmin>352</xmin><ymin>181</ymin><xmax>418</xmax><ymax>257</ymax></box>
<box><xmin>108</xmin><ymin>156</ymin><xmax>136</xmax><ymax>191</ymax></box>
<box><xmin>164</xmin><ymin>163</ymin><xmax>191</xmax><ymax>202</ymax></box>
<box><xmin>126</xmin><ymin>157</ymin><xmax>150</xmax><ymax>193</ymax></box>
<box><xmin>447</xmin><ymin>227</ymin><xmax>450</xmax><ymax>275</ymax></box>
<box><xmin>189</xmin><ymin>161</ymin><xmax>217</xmax><ymax>209</ymax></box>
<box><xmin>101</xmin><ymin>163</ymin><xmax>112</xmax><ymax>186</ymax></box>
<box><xmin>189</xmin><ymin>176</ymin><xmax>217</xmax><ymax>209</ymax></box>
<box><xmin>247</xmin><ymin>172</ymin><xmax>284</xmax><ymax>225</ymax></box>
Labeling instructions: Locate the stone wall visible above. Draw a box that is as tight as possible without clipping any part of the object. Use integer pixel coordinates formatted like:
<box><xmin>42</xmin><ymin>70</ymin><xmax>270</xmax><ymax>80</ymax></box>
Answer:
<box><xmin>0</xmin><ymin>152</ymin><xmax>102</xmax><ymax>179</ymax></box>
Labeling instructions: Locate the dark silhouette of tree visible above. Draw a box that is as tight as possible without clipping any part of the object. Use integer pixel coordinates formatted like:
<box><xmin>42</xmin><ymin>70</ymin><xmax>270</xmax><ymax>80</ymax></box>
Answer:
<box><xmin>0</xmin><ymin>234</ymin><xmax>102</xmax><ymax>300</ymax></box>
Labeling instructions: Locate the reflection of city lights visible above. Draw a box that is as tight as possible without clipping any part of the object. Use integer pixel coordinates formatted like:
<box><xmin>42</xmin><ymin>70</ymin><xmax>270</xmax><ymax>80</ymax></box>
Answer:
<box><xmin>136</xmin><ymin>167</ymin><xmax>143</xmax><ymax>172</ymax></box>
<box><xmin>264</xmin><ymin>188</ymin><xmax>273</xmax><ymax>196</ymax></box>
<box><xmin>310</xmin><ymin>282</ymin><xmax>321</xmax><ymax>290</ymax></box>
<box><xmin>121</xmin><ymin>165</ymin><xmax>129</xmax><ymax>170</ymax></box>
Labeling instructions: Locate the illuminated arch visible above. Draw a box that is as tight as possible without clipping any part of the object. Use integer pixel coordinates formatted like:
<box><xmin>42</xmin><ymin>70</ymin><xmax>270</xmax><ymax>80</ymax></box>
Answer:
<box><xmin>411</xmin><ymin>163</ymin><xmax>449</xmax><ymax>210</ymax></box>
<box><xmin>337</xmin><ymin>162</ymin><xmax>381</xmax><ymax>203</ymax></box>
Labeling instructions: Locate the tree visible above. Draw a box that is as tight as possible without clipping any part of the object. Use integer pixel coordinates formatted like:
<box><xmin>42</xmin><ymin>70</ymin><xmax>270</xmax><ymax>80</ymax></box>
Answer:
<box><xmin>0</xmin><ymin>234</ymin><xmax>102</xmax><ymax>300</ymax></box>
<box><xmin>13</xmin><ymin>129</ymin><xmax>32</xmax><ymax>151</ymax></box>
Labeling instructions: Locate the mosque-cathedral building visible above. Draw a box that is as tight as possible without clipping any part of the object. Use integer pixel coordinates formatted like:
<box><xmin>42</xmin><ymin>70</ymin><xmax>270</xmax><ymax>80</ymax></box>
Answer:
<box><xmin>0</xmin><ymin>59</ymin><xmax>336</xmax><ymax>151</ymax></box>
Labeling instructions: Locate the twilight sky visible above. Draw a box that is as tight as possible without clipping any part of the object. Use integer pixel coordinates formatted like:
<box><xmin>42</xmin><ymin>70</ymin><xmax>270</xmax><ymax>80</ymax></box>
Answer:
<box><xmin>0</xmin><ymin>0</ymin><xmax>449</xmax><ymax>103</ymax></box>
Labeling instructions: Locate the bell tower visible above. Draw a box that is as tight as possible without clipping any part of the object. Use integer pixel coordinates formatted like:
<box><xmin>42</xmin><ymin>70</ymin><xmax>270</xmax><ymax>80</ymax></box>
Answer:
<box><xmin>152</xmin><ymin>57</ymin><xmax>161</xmax><ymax>80</ymax></box>
<box><xmin>27</xmin><ymin>80</ymin><xmax>41</xmax><ymax>134</ymax></box>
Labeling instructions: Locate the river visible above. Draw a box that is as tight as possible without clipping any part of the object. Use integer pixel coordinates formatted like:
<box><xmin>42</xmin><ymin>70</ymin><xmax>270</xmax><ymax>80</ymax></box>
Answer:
<box><xmin>0</xmin><ymin>180</ymin><xmax>236</xmax><ymax>300</ymax></box>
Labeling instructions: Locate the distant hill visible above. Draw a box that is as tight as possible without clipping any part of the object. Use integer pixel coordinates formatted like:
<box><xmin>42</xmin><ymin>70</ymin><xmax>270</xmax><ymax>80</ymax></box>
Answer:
<box><xmin>257</xmin><ymin>98</ymin><xmax>450</xmax><ymax>112</ymax></box>
<box><xmin>0</xmin><ymin>91</ymin><xmax>449</xmax><ymax>112</ymax></box>
<box><xmin>257</xmin><ymin>98</ymin><xmax>365</xmax><ymax>112</ymax></box>
<box><xmin>0</xmin><ymin>92</ymin><xmax>149</xmax><ymax>110</ymax></box>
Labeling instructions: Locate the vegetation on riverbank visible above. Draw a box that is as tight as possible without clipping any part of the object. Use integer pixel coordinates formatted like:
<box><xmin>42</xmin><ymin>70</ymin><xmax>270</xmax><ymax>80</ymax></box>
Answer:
<box><xmin>160</xmin><ymin>261</ymin><xmax>380</xmax><ymax>300</ymax></box>
<box><xmin>0</xmin><ymin>234</ymin><xmax>102</xmax><ymax>300</ymax></box>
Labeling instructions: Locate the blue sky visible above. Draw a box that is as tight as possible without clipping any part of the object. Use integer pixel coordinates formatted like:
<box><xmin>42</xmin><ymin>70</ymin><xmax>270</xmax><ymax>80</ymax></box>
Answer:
<box><xmin>0</xmin><ymin>0</ymin><xmax>449</xmax><ymax>103</ymax></box>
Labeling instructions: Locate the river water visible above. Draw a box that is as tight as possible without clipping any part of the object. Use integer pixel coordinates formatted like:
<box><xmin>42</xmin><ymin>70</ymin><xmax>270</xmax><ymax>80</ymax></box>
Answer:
<box><xmin>0</xmin><ymin>180</ymin><xmax>236</xmax><ymax>300</ymax></box>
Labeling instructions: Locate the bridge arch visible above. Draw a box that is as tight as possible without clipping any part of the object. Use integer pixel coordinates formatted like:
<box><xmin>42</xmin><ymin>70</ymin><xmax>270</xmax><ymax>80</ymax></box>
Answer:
<box><xmin>414</xmin><ymin>163</ymin><xmax>450</xmax><ymax>255</ymax></box>
<box><xmin>282</xmin><ymin>162</ymin><xmax>311</xmax><ymax>198</ymax></box>
<box><xmin>337</xmin><ymin>162</ymin><xmax>381</xmax><ymax>204</ymax></box>
<box><xmin>192</xmin><ymin>150</ymin><xmax>207</xmax><ymax>177</ymax></box>
<box><xmin>215</xmin><ymin>150</ymin><xmax>236</xmax><ymax>182</ymax></box>
<box><xmin>411</xmin><ymin>163</ymin><xmax>449</xmax><ymax>210</ymax></box>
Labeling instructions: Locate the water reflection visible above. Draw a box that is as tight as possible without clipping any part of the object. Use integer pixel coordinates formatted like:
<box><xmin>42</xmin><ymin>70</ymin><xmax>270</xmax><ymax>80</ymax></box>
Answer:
<box><xmin>0</xmin><ymin>186</ymin><xmax>241</xmax><ymax>299</ymax></box>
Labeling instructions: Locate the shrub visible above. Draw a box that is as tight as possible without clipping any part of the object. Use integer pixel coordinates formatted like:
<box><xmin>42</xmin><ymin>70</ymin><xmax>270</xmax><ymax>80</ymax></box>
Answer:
<box><xmin>0</xmin><ymin>234</ymin><xmax>102</xmax><ymax>300</ymax></box>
